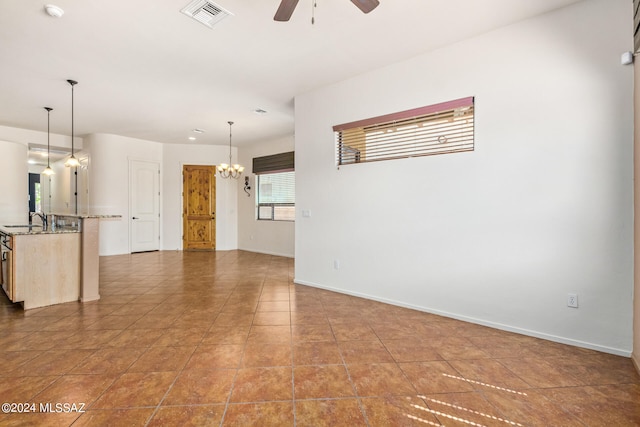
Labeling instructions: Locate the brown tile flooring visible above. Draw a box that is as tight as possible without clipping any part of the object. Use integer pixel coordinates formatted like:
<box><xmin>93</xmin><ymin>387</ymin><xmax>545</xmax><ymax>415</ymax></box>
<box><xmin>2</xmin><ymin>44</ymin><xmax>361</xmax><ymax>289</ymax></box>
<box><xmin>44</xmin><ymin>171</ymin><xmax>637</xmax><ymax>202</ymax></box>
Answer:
<box><xmin>1</xmin><ymin>250</ymin><xmax>639</xmax><ymax>426</ymax></box>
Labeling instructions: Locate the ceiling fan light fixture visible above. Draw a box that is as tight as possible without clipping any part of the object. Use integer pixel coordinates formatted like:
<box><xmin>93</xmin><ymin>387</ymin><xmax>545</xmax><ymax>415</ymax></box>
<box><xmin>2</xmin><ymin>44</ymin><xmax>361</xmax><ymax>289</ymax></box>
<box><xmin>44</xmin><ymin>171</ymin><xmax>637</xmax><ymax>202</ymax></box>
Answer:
<box><xmin>350</xmin><ymin>0</ymin><xmax>379</xmax><ymax>13</ymax></box>
<box><xmin>275</xmin><ymin>0</ymin><xmax>378</xmax><ymax>21</ymax></box>
<box><xmin>274</xmin><ymin>0</ymin><xmax>299</xmax><ymax>21</ymax></box>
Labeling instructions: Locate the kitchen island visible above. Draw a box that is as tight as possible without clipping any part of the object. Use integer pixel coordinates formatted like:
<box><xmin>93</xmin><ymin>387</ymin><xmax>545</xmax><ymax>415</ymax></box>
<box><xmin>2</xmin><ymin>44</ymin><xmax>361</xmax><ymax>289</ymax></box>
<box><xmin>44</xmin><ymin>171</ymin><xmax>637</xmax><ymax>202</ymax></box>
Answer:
<box><xmin>0</xmin><ymin>214</ymin><xmax>120</xmax><ymax>309</ymax></box>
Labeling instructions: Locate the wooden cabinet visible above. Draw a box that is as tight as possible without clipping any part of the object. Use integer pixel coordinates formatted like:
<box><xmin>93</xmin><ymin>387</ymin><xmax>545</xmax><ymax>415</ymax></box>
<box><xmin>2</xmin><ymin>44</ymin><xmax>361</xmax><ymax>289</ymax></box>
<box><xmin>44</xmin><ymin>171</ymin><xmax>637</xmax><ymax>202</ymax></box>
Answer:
<box><xmin>1</xmin><ymin>231</ymin><xmax>81</xmax><ymax>309</ymax></box>
<box><xmin>1</xmin><ymin>233</ymin><xmax>14</xmax><ymax>301</ymax></box>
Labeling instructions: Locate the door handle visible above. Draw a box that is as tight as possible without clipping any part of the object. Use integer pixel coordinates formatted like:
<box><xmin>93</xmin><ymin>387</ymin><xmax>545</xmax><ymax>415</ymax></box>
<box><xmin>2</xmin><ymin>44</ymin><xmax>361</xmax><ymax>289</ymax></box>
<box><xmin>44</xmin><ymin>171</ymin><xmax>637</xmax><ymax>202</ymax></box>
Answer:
<box><xmin>211</xmin><ymin>213</ymin><xmax>215</xmax><ymax>220</ymax></box>
<box><xmin>132</xmin><ymin>217</ymin><xmax>139</xmax><ymax>220</ymax></box>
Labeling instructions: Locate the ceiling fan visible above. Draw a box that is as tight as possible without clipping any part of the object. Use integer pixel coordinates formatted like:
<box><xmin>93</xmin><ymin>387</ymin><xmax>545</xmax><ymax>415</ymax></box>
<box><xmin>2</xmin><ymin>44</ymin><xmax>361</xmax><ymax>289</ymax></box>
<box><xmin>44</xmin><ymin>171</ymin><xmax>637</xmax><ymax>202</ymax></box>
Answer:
<box><xmin>274</xmin><ymin>0</ymin><xmax>379</xmax><ymax>21</ymax></box>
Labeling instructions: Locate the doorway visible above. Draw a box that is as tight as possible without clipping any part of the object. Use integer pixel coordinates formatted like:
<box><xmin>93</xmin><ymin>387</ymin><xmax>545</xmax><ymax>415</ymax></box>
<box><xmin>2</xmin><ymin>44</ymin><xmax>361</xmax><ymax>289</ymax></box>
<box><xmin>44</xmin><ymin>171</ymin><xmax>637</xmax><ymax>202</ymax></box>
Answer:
<box><xmin>130</xmin><ymin>160</ymin><xmax>160</xmax><ymax>253</ymax></box>
<box><xmin>28</xmin><ymin>173</ymin><xmax>41</xmax><ymax>215</ymax></box>
<box><xmin>182</xmin><ymin>165</ymin><xmax>216</xmax><ymax>250</ymax></box>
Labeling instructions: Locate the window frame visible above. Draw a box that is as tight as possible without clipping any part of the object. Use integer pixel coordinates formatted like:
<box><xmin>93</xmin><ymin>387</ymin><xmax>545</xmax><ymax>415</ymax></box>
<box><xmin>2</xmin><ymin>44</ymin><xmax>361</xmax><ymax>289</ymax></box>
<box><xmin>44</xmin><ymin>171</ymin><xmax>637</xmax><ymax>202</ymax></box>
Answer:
<box><xmin>334</xmin><ymin>97</ymin><xmax>474</xmax><ymax>166</ymax></box>
<box><xmin>253</xmin><ymin>152</ymin><xmax>295</xmax><ymax>222</ymax></box>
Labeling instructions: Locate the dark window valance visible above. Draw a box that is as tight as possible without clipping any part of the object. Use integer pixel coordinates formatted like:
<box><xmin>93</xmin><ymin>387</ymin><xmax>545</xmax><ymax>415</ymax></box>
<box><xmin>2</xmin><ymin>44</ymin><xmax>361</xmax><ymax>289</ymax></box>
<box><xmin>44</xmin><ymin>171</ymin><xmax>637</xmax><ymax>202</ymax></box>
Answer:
<box><xmin>252</xmin><ymin>151</ymin><xmax>295</xmax><ymax>175</ymax></box>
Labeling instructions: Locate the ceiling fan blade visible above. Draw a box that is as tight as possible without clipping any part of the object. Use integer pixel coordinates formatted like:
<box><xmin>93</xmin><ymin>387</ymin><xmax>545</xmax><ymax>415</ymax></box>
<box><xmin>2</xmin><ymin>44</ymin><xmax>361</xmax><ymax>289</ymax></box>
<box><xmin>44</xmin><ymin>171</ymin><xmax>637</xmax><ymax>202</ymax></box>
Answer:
<box><xmin>274</xmin><ymin>0</ymin><xmax>300</xmax><ymax>21</ymax></box>
<box><xmin>350</xmin><ymin>0</ymin><xmax>379</xmax><ymax>14</ymax></box>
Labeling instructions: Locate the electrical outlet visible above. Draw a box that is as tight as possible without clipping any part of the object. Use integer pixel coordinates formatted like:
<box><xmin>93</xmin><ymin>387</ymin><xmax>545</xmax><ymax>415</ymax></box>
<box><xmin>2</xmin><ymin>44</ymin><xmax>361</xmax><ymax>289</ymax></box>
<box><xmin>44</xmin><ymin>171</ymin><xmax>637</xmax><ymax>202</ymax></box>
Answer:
<box><xmin>567</xmin><ymin>293</ymin><xmax>578</xmax><ymax>308</ymax></box>
<box><xmin>334</xmin><ymin>259</ymin><xmax>341</xmax><ymax>270</ymax></box>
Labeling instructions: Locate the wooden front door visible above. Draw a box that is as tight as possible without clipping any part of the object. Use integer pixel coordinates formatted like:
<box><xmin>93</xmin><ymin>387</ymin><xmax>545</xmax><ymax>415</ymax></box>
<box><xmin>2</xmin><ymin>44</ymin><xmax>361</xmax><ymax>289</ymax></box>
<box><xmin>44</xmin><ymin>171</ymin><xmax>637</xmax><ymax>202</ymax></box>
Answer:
<box><xmin>182</xmin><ymin>165</ymin><xmax>216</xmax><ymax>250</ymax></box>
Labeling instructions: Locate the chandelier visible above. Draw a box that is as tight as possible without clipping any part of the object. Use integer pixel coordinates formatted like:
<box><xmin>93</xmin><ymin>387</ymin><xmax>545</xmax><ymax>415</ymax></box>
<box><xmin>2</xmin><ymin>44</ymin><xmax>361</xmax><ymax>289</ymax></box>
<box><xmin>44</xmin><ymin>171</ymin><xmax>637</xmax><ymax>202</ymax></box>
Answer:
<box><xmin>217</xmin><ymin>121</ymin><xmax>244</xmax><ymax>179</ymax></box>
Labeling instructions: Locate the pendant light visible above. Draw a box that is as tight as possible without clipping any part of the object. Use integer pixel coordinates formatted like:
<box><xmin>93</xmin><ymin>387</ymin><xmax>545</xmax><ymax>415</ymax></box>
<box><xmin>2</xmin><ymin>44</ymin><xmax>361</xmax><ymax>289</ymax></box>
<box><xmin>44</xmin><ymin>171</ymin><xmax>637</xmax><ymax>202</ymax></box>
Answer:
<box><xmin>42</xmin><ymin>107</ymin><xmax>55</xmax><ymax>176</ymax></box>
<box><xmin>64</xmin><ymin>79</ymin><xmax>80</xmax><ymax>168</ymax></box>
<box><xmin>217</xmin><ymin>121</ymin><xmax>244</xmax><ymax>179</ymax></box>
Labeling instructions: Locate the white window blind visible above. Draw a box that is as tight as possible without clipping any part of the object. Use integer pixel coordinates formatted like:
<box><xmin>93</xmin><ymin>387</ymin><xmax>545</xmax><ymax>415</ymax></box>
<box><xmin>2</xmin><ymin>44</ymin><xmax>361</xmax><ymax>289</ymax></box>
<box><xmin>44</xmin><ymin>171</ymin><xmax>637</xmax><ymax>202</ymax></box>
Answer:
<box><xmin>334</xmin><ymin>97</ymin><xmax>474</xmax><ymax>165</ymax></box>
<box><xmin>253</xmin><ymin>151</ymin><xmax>295</xmax><ymax>221</ymax></box>
<box><xmin>257</xmin><ymin>171</ymin><xmax>295</xmax><ymax>221</ymax></box>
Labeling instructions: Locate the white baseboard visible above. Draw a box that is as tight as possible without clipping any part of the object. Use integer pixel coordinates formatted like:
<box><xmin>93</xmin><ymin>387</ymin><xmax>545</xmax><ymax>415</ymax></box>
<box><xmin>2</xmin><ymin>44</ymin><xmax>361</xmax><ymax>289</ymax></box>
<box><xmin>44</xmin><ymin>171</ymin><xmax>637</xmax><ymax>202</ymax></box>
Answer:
<box><xmin>238</xmin><ymin>247</ymin><xmax>294</xmax><ymax>258</ymax></box>
<box><xmin>294</xmin><ymin>278</ymin><xmax>632</xmax><ymax>358</ymax></box>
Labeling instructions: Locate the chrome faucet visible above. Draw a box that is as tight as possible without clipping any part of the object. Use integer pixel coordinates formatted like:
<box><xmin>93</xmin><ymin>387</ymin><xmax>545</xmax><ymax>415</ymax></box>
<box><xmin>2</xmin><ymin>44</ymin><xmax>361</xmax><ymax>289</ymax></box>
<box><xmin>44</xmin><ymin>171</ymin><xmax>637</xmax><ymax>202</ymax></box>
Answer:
<box><xmin>29</xmin><ymin>212</ymin><xmax>47</xmax><ymax>228</ymax></box>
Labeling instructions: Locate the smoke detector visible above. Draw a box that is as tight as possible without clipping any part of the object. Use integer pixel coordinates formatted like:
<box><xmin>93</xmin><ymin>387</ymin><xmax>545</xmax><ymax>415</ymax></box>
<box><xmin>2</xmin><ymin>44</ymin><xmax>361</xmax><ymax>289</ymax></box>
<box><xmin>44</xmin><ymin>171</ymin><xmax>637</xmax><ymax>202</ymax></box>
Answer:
<box><xmin>44</xmin><ymin>4</ymin><xmax>64</xmax><ymax>18</ymax></box>
<box><xmin>181</xmin><ymin>0</ymin><xmax>233</xmax><ymax>29</ymax></box>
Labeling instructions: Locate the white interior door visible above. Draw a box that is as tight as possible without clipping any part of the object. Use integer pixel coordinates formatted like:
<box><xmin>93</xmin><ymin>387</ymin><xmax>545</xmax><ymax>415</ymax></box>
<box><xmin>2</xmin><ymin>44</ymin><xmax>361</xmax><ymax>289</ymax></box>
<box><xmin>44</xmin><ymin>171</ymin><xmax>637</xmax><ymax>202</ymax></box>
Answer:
<box><xmin>130</xmin><ymin>160</ymin><xmax>160</xmax><ymax>252</ymax></box>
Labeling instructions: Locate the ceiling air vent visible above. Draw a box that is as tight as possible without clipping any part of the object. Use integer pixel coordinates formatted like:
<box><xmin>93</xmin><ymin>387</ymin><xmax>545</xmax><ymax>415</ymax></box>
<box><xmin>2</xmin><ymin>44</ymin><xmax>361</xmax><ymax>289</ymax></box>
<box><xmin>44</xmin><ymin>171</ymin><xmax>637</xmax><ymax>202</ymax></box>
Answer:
<box><xmin>181</xmin><ymin>0</ymin><xmax>233</xmax><ymax>29</ymax></box>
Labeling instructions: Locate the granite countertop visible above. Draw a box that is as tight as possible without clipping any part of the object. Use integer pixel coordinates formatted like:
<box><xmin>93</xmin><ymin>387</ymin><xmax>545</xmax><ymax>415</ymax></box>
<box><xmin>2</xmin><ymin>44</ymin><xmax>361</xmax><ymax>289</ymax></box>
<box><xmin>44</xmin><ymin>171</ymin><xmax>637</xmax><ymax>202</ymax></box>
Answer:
<box><xmin>0</xmin><ymin>224</ymin><xmax>80</xmax><ymax>236</ymax></box>
<box><xmin>0</xmin><ymin>214</ymin><xmax>121</xmax><ymax>236</ymax></box>
<box><xmin>50</xmin><ymin>213</ymin><xmax>122</xmax><ymax>219</ymax></box>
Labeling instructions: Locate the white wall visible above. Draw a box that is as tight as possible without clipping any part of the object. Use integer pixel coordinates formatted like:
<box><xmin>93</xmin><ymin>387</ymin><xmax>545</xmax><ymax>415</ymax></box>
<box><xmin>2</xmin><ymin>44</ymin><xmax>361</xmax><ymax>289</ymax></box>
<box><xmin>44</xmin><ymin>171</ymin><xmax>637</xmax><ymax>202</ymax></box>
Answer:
<box><xmin>0</xmin><ymin>125</ymin><xmax>81</xmax><ymax>153</ymax></box>
<box><xmin>0</xmin><ymin>125</ymin><xmax>82</xmax><ymax>222</ymax></box>
<box><xmin>85</xmin><ymin>134</ymin><xmax>163</xmax><ymax>255</ymax></box>
<box><xmin>294</xmin><ymin>0</ymin><xmax>633</xmax><ymax>355</ymax></box>
<box><xmin>162</xmin><ymin>143</ymin><xmax>239</xmax><ymax>251</ymax></box>
<box><xmin>0</xmin><ymin>141</ymin><xmax>28</xmax><ymax>223</ymax></box>
<box><xmin>48</xmin><ymin>159</ymin><xmax>72</xmax><ymax>214</ymax></box>
<box><xmin>237</xmin><ymin>136</ymin><xmax>295</xmax><ymax>258</ymax></box>
<box><xmin>38</xmin><ymin>154</ymin><xmax>89</xmax><ymax>215</ymax></box>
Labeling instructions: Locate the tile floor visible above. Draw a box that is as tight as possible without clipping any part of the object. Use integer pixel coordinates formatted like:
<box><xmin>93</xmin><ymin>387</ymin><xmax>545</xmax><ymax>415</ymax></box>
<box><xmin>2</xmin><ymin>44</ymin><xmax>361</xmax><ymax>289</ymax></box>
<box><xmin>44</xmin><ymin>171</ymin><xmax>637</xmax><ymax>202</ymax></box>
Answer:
<box><xmin>0</xmin><ymin>250</ymin><xmax>639</xmax><ymax>426</ymax></box>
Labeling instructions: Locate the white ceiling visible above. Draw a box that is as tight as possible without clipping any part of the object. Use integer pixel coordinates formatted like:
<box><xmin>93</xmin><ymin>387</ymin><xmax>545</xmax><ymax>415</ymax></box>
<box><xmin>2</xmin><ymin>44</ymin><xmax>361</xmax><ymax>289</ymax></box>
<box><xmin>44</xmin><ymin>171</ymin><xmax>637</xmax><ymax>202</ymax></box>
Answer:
<box><xmin>1</xmin><ymin>0</ymin><xmax>581</xmax><ymax>148</ymax></box>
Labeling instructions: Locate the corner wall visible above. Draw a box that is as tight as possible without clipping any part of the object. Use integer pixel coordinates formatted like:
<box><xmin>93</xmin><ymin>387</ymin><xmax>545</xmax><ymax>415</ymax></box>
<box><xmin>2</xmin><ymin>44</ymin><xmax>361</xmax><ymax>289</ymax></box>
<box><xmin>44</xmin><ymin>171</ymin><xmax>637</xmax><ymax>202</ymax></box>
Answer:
<box><xmin>84</xmin><ymin>134</ymin><xmax>163</xmax><ymax>255</ymax></box>
<box><xmin>295</xmin><ymin>0</ymin><xmax>634</xmax><ymax>355</ymax></box>
<box><xmin>237</xmin><ymin>136</ymin><xmax>295</xmax><ymax>258</ymax></box>
<box><xmin>0</xmin><ymin>141</ymin><xmax>28</xmax><ymax>223</ymax></box>
<box><xmin>634</xmin><ymin>42</ymin><xmax>640</xmax><ymax>372</ymax></box>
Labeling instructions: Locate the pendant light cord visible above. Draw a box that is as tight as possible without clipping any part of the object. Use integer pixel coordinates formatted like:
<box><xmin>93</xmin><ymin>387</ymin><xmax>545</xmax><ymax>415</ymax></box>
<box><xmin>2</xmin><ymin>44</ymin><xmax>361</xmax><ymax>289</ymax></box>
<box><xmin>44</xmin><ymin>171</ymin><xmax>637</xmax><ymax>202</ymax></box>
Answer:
<box><xmin>67</xmin><ymin>79</ymin><xmax>78</xmax><ymax>157</ymax></box>
<box><xmin>228</xmin><ymin>121</ymin><xmax>234</xmax><ymax>165</ymax></box>
<box><xmin>45</xmin><ymin>107</ymin><xmax>52</xmax><ymax>168</ymax></box>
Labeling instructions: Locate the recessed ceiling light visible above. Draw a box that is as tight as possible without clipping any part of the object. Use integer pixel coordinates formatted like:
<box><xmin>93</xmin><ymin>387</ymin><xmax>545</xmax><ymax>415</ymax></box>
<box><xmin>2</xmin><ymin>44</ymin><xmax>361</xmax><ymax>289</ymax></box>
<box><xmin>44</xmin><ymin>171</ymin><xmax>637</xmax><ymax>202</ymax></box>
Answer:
<box><xmin>192</xmin><ymin>128</ymin><xmax>205</xmax><ymax>134</ymax></box>
<box><xmin>45</xmin><ymin>4</ymin><xmax>64</xmax><ymax>17</ymax></box>
<box><xmin>253</xmin><ymin>108</ymin><xmax>268</xmax><ymax>115</ymax></box>
<box><xmin>188</xmin><ymin>136</ymin><xmax>196</xmax><ymax>141</ymax></box>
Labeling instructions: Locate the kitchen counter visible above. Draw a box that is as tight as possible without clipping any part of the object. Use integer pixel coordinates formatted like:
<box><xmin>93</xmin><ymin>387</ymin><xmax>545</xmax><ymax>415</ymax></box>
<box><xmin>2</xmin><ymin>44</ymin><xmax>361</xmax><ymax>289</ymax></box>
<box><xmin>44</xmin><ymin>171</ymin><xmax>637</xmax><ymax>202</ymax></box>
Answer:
<box><xmin>0</xmin><ymin>225</ymin><xmax>80</xmax><ymax>236</ymax></box>
<box><xmin>51</xmin><ymin>214</ymin><xmax>122</xmax><ymax>219</ymax></box>
<box><xmin>0</xmin><ymin>213</ymin><xmax>120</xmax><ymax>236</ymax></box>
<box><xmin>0</xmin><ymin>213</ymin><xmax>122</xmax><ymax>309</ymax></box>
<box><xmin>1</xmin><ymin>228</ymin><xmax>81</xmax><ymax>309</ymax></box>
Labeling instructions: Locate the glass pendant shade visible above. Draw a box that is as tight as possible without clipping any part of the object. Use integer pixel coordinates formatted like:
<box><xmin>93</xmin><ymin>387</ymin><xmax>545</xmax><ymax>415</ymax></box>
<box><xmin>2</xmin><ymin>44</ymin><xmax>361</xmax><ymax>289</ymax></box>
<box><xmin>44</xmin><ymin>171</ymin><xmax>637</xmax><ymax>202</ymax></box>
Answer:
<box><xmin>65</xmin><ymin>155</ymin><xmax>80</xmax><ymax>167</ymax></box>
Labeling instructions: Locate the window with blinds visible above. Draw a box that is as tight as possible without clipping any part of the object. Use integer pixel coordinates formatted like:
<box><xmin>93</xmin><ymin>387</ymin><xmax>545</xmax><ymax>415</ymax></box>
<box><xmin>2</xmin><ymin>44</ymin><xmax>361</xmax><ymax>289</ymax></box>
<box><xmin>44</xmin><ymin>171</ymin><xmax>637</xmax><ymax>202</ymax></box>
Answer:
<box><xmin>334</xmin><ymin>97</ymin><xmax>474</xmax><ymax>166</ymax></box>
<box><xmin>253</xmin><ymin>151</ymin><xmax>295</xmax><ymax>221</ymax></box>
